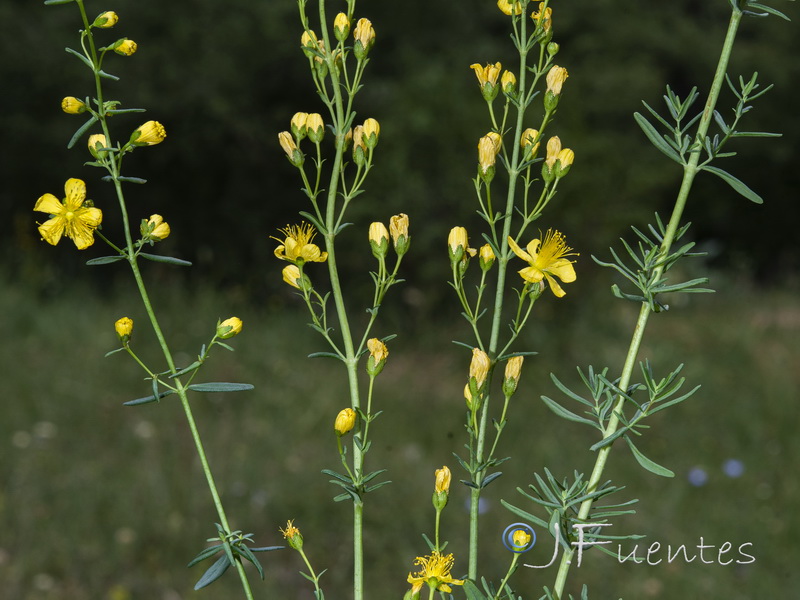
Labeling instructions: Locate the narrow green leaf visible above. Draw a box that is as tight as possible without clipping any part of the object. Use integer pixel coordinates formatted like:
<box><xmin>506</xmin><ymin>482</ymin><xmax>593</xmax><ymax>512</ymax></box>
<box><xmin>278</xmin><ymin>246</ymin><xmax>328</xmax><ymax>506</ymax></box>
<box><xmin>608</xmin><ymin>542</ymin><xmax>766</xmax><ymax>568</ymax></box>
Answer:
<box><xmin>541</xmin><ymin>396</ymin><xmax>599</xmax><ymax>429</ymax></box>
<box><xmin>702</xmin><ymin>165</ymin><xmax>763</xmax><ymax>203</ymax></box>
<box><xmin>138</xmin><ymin>252</ymin><xmax>193</xmax><ymax>266</ymax></box>
<box><xmin>464</xmin><ymin>579</ymin><xmax>490</xmax><ymax>600</ymax></box>
<box><xmin>104</xmin><ymin>347</ymin><xmax>125</xmax><ymax>357</ymax></box>
<box><xmin>106</xmin><ymin>108</ymin><xmax>147</xmax><ymax>115</ymax></box>
<box><xmin>67</xmin><ymin>115</ymin><xmax>99</xmax><ymax>149</ymax></box>
<box><xmin>117</xmin><ymin>176</ymin><xmax>148</xmax><ymax>184</ymax></box>
<box><xmin>500</xmin><ymin>499</ymin><xmax>550</xmax><ymax>529</ymax></box>
<box><xmin>187</xmin><ymin>544</ymin><xmax>223</xmax><ymax>567</ymax></box>
<box><xmin>625</xmin><ymin>437</ymin><xmax>674</xmax><ymax>477</ymax></box>
<box><xmin>633</xmin><ymin>112</ymin><xmax>683</xmax><ymax>164</ymax></box>
<box><xmin>193</xmin><ymin>554</ymin><xmax>230</xmax><ymax>590</ymax></box>
<box><xmin>187</xmin><ymin>382</ymin><xmax>254</xmax><ymax>393</ymax></box>
<box><xmin>481</xmin><ymin>472</ymin><xmax>503</xmax><ymax>488</ymax></box>
<box><xmin>44</xmin><ymin>0</ymin><xmax>75</xmax><ymax>4</ymax></box>
<box><xmin>123</xmin><ymin>389</ymin><xmax>176</xmax><ymax>406</ymax></box>
<box><xmin>745</xmin><ymin>2</ymin><xmax>791</xmax><ymax>19</ymax></box>
<box><xmin>297</xmin><ymin>211</ymin><xmax>327</xmax><ymax>235</ymax></box>
<box><xmin>97</xmin><ymin>69</ymin><xmax>120</xmax><ymax>81</ymax></box>
<box><xmin>308</xmin><ymin>351</ymin><xmax>344</xmax><ymax>360</ymax></box>
<box><xmin>170</xmin><ymin>361</ymin><xmax>202</xmax><ymax>378</ymax></box>
<box><xmin>64</xmin><ymin>47</ymin><xmax>92</xmax><ymax>68</ymax></box>
<box><xmin>86</xmin><ymin>255</ymin><xmax>126</xmax><ymax>266</ymax></box>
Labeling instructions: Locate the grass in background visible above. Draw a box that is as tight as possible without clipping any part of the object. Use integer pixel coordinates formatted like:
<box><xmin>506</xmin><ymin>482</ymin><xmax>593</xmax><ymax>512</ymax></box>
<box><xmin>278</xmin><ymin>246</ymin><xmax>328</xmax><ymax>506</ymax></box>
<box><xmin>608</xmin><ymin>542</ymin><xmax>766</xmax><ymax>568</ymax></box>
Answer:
<box><xmin>1</xmin><ymin>270</ymin><xmax>798</xmax><ymax>599</ymax></box>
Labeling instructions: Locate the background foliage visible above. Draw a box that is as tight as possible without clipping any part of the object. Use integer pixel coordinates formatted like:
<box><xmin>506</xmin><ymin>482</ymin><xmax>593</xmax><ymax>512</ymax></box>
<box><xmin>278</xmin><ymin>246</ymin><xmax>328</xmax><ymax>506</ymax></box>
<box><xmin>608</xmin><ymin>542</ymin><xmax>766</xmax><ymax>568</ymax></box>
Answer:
<box><xmin>1</xmin><ymin>0</ymin><xmax>798</xmax><ymax>598</ymax></box>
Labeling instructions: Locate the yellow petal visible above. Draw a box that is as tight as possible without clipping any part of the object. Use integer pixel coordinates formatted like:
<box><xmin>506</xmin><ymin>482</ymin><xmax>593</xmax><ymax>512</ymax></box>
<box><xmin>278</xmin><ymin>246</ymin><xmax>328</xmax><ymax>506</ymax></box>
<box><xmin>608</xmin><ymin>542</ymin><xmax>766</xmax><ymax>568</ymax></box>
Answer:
<box><xmin>78</xmin><ymin>207</ymin><xmax>103</xmax><ymax>228</ymax></box>
<box><xmin>64</xmin><ymin>178</ymin><xmax>86</xmax><ymax>210</ymax></box>
<box><xmin>526</xmin><ymin>238</ymin><xmax>542</xmax><ymax>260</ymax></box>
<box><xmin>548</xmin><ymin>258</ymin><xmax>576</xmax><ymax>283</ymax></box>
<box><xmin>37</xmin><ymin>217</ymin><xmax>65</xmax><ymax>246</ymax></box>
<box><xmin>34</xmin><ymin>193</ymin><xmax>64</xmax><ymax>215</ymax></box>
<box><xmin>518</xmin><ymin>266</ymin><xmax>545</xmax><ymax>283</ymax></box>
<box><xmin>544</xmin><ymin>273</ymin><xmax>567</xmax><ymax>297</ymax></box>
<box><xmin>68</xmin><ymin>225</ymin><xmax>96</xmax><ymax>250</ymax></box>
<box><xmin>506</xmin><ymin>236</ymin><xmax>531</xmax><ymax>262</ymax></box>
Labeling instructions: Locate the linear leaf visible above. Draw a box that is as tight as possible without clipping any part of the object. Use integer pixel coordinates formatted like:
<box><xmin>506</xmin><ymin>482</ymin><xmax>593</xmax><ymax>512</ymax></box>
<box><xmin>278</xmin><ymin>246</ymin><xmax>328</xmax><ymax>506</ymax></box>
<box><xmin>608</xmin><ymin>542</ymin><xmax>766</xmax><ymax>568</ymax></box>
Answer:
<box><xmin>67</xmin><ymin>115</ymin><xmax>99</xmax><ymax>149</ymax></box>
<box><xmin>86</xmin><ymin>255</ymin><xmax>126</xmax><ymax>266</ymax></box>
<box><xmin>139</xmin><ymin>252</ymin><xmax>193</xmax><ymax>266</ymax></box>
<box><xmin>193</xmin><ymin>554</ymin><xmax>230</xmax><ymax>590</ymax></box>
<box><xmin>701</xmin><ymin>165</ymin><xmax>763</xmax><ymax>204</ymax></box>
<box><xmin>187</xmin><ymin>382</ymin><xmax>254</xmax><ymax>393</ymax></box>
<box><xmin>633</xmin><ymin>113</ymin><xmax>683</xmax><ymax>163</ymax></box>
<box><xmin>124</xmin><ymin>389</ymin><xmax>176</xmax><ymax>406</ymax></box>
<box><xmin>541</xmin><ymin>396</ymin><xmax>599</xmax><ymax>429</ymax></box>
<box><xmin>625</xmin><ymin>437</ymin><xmax>674</xmax><ymax>477</ymax></box>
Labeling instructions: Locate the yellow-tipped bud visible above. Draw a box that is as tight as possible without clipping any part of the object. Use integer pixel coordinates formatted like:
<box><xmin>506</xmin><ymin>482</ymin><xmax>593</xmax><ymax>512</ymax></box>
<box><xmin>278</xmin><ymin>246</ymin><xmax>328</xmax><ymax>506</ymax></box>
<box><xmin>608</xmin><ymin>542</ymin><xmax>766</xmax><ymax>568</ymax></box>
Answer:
<box><xmin>334</xmin><ymin>408</ymin><xmax>357</xmax><ymax>436</ymax></box>
<box><xmin>512</xmin><ymin>528</ymin><xmax>532</xmax><ymax>550</ymax></box>
<box><xmin>503</xmin><ymin>356</ymin><xmax>524</xmax><ymax>397</ymax></box>
<box><xmin>497</xmin><ymin>0</ymin><xmax>523</xmax><ymax>16</ymax></box>
<box><xmin>479</xmin><ymin>244</ymin><xmax>495</xmax><ymax>272</ymax></box>
<box><xmin>469</xmin><ymin>348</ymin><xmax>491</xmax><ymax>390</ymax></box>
<box><xmin>301</xmin><ymin>30</ymin><xmax>319</xmax><ymax>59</ymax></box>
<box><xmin>555</xmin><ymin>148</ymin><xmax>575</xmax><ymax>178</ymax></box>
<box><xmin>93</xmin><ymin>11</ymin><xmax>118</xmax><ymax>28</ymax></box>
<box><xmin>478</xmin><ymin>133</ymin><xmax>501</xmax><ymax>181</ymax></box>
<box><xmin>290</xmin><ymin>112</ymin><xmax>309</xmax><ymax>140</ymax></box>
<box><xmin>532</xmin><ymin>3</ymin><xmax>553</xmax><ymax>33</ymax></box>
<box><xmin>61</xmin><ymin>96</ymin><xmax>86</xmax><ymax>115</ymax></box>
<box><xmin>362</xmin><ymin>118</ymin><xmax>380</xmax><ymax>149</ymax></box>
<box><xmin>280</xmin><ymin>520</ymin><xmax>304</xmax><ymax>551</ymax></box>
<box><xmin>542</xmin><ymin>136</ymin><xmax>561</xmax><ymax>182</ymax></box>
<box><xmin>216</xmin><ymin>317</ymin><xmax>243</xmax><ymax>339</ymax></box>
<box><xmin>501</xmin><ymin>70</ymin><xmax>517</xmax><ymax>95</ymax></box>
<box><xmin>470</xmin><ymin>62</ymin><xmax>502</xmax><ymax>102</ymax></box>
<box><xmin>278</xmin><ymin>131</ymin><xmax>304</xmax><ymax>167</ymax></box>
<box><xmin>369</xmin><ymin>222</ymin><xmax>390</xmax><ymax>259</ymax></box>
<box><xmin>544</xmin><ymin>66</ymin><xmax>568</xmax><ymax>111</ymax></box>
<box><xmin>448</xmin><ymin>226</ymin><xmax>468</xmax><ymax>263</ymax></box>
<box><xmin>114</xmin><ymin>317</ymin><xmax>133</xmax><ymax>343</ymax></box>
<box><xmin>113</xmin><ymin>39</ymin><xmax>137</xmax><ymax>56</ymax></box>
<box><xmin>334</xmin><ymin>12</ymin><xmax>351</xmax><ymax>41</ymax></box>
<box><xmin>88</xmin><ymin>134</ymin><xmax>109</xmax><ymax>159</ymax></box>
<box><xmin>520</xmin><ymin>128</ymin><xmax>540</xmax><ymax>160</ymax></box>
<box><xmin>433</xmin><ymin>465</ymin><xmax>451</xmax><ymax>511</ymax></box>
<box><xmin>306</xmin><ymin>113</ymin><xmax>325</xmax><ymax>143</ymax></box>
<box><xmin>140</xmin><ymin>214</ymin><xmax>171</xmax><ymax>242</ymax></box>
<box><xmin>367</xmin><ymin>338</ymin><xmax>389</xmax><ymax>376</ymax></box>
<box><xmin>390</xmin><ymin>213</ymin><xmax>410</xmax><ymax>256</ymax></box>
<box><xmin>130</xmin><ymin>121</ymin><xmax>166</xmax><ymax>146</ymax></box>
<box><xmin>282</xmin><ymin>264</ymin><xmax>311</xmax><ymax>291</ymax></box>
<box><xmin>353</xmin><ymin>18</ymin><xmax>375</xmax><ymax>60</ymax></box>
<box><xmin>352</xmin><ymin>125</ymin><xmax>367</xmax><ymax>166</ymax></box>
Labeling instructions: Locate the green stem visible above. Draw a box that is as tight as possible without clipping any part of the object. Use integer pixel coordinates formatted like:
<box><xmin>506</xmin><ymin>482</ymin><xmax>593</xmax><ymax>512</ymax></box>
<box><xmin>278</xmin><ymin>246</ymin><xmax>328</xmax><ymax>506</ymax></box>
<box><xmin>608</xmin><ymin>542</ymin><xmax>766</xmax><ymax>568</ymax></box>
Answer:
<box><xmin>550</xmin><ymin>7</ymin><xmax>742</xmax><ymax>598</ymax></box>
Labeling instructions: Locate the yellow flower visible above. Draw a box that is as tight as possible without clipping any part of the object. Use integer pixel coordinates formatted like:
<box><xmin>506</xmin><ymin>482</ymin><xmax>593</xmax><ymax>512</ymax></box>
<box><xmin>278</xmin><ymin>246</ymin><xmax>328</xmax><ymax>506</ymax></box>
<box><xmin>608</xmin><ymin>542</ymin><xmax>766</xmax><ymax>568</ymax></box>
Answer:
<box><xmin>546</xmin><ymin>65</ymin><xmax>569</xmax><ymax>96</ymax></box>
<box><xmin>479</xmin><ymin>244</ymin><xmax>495</xmax><ymax>272</ymax></box>
<box><xmin>555</xmin><ymin>148</ymin><xmax>575</xmax><ymax>177</ymax></box>
<box><xmin>94</xmin><ymin>11</ymin><xmax>118</xmax><ymax>28</ymax></box>
<box><xmin>362</xmin><ymin>118</ymin><xmax>380</xmax><ymax>148</ymax></box>
<box><xmin>469</xmin><ymin>348</ymin><xmax>490</xmax><ymax>389</ymax></box>
<box><xmin>279</xmin><ymin>520</ymin><xmax>304</xmax><ymax>551</ymax></box>
<box><xmin>478</xmin><ymin>133</ymin><xmax>502</xmax><ymax>176</ymax></box>
<box><xmin>34</xmin><ymin>178</ymin><xmax>102</xmax><ymax>250</ymax></box>
<box><xmin>532</xmin><ymin>3</ymin><xmax>553</xmax><ymax>32</ymax></box>
<box><xmin>434</xmin><ymin>466</ymin><xmax>451</xmax><ymax>494</ymax></box>
<box><xmin>216</xmin><ymin>317</ymin><xmax>243</xmax><ymax>339</ymax></box>
<box><xmin>407</xmin><ymin>552</ymin><xmax>464</xmax><ymax>595</ymax></box>
<box><xmin>497</xmin><ymin>0</ymin><xmax>523</xmax><ymax>16</ymax></box>
<box><xmin>334</xmin><ymin>408</ymin><xmax>357</xmax><ymax>436</ymax></box>
<box><xmin>448</xmin><ymin>226</ymin><xmax>468</xmax><ymax>262</ymax></box>
<box><xmin>501</xmin><ymin>70</ymin><xmax>517</xmax><ymax>94</ymax></box>
<box><xmin>61</xmin><ymin>96</ymin><xmax>86</xmax><ymax>115</ymax></box>
<box><xmin>369</xmin><ymin>222</ymin><xmax>390</xmax><ymax>259</ymax></box>
<box><xmin>503</xmin><ymin>356</ymin><xmax>524</xmax><ymax>396</ymax></box>
<box><xmin>114</xmin><ymin>39</ymin><xmax>137</xmax><ymax>56</ymax></box>
<box><xmin>470</xmin><ymin>62</ymin><xmax>502</xmax><ymax>88</ymax></box>
<box><xmin>354</xmin><ymin>18</ymin><xmax>375</xmax><ymax>59</ymax></box>
<box><xmin>282</xmin><ymin>264</ymin><xmax>310</xmax><ymax>290</ymax></box>
<box><xmin>334</xmin><ymin>12</ymin><xmax>351</xmax><ymax>41</ymax></box>
<box><xmin>507</xmin><ymin>230</ymin><xmax>577</xmax><ymax>297</ymax></box>
<box><xmin>512</xmin><ymin>528</ymin><xmax>532</xmax><ymax>549</ymax></box>
<box><xmin>141</xmin><ymin>214</ymin><xmax>170</xmax><ymax>241</ymax></box>
<box><xmin>273</xmin><ymin>222</ymin><xmax>328</xmax><ymax>265</ymax></box>
<box><xmin>290</xmin><ymin>112</ymin><xmax>309</xmax><ymax>139</ymax></box>
<box><xmin>278</xmin><ymin>131</ymin><xmax>304</xmax><ymax>167</ymax></box>
<box><xmin>389</xmin><ymin>213</ymin><xmax>410</xmax><ymax>255</ymax></box>
<box><xmin>545</xmin><ymin>136</ymin><xmax>562</xmax><ymax>169</ymax></box>
<box><xmin>367</xmin><ymin>338</ymin><xmax>389</xmax><ymax>376</ymax></box>
<box><xmin>114</xmin><ymin>317</ymin><xmax>133</xmax><ymax>342</ymax></box>
<box><xmin>306</xmin><ymin>113</ymin><xmax>325</xmax><ymax>143</ymax></box>
<box><xmin>131</xmin><ymin>121</ymin><xmax>166</xmax><ymax>146</ymax></box>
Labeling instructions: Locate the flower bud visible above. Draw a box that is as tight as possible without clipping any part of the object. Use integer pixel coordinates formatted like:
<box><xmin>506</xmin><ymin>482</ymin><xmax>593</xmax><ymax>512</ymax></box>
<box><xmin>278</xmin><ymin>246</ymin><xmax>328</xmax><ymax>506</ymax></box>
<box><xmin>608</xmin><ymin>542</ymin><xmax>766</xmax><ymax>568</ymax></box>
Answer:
<box><xmin>554</xmin><ymin>148</ymin><xmax>575</xmax><ymax>178</ymax></box>
<box><xmin>544</xmin><ymin>66</ymin><xmax>568</xmax><ymax>111</ymax></box>
<box><xmin>432</xmin><ymin>466</ymin><xmax>451</xmax><ymax>511</ymax></box>
<box><xmin>470</xmin><ymin>62</ymin><xmax>502</xmax><ymax>102</ymax></box>
<box><xmin>502</xmin><ymin>356</ymin><xmax>524</xmax><ymax>397</ymax></box>
<box><xmin>532</xmin><ymin>4</ymin><xmax>553</xmax><ymax>34</ymax></box>
<box><xmin>216</xmin><ymin>317</ymin><xmax>243</xmax><ymax>339</ymax></box>
<box><xmin>511</xmin><ymin>528</ymin><xmax>532</xmax><ymax>550</ymax></box>
<box><xmin>290</xmin><ymin>112</ymin><xmax>309</xmax><ymax>140</ymax></box>
<box><xmin>113</xmin><ymin>39</ymin><xmax>137</xmax><ymax>56</ymax></box>
<box><xmin>300</xmin><ymin>30</ymin><xmax>319</xmax><ymax>59</ymax></box>
<box><xmin>477</xmin><ymin>133</ymin><xmax>501</xmax><ymax>182</ymax></box>
<box><xmin>369</xmin><ymin>222</ymin><xmax>390</xmax><ymax>259</ymax></box>
<box><xmin>88</xmin><ymin>134</ymin><xmax>109</xmax><ymax>159</ymax></box>
<box><xmin>448</xmin><ymin>226</ymin><xmax>468</xmax><ymax>264</ymax></box>
<box><xmin>542</xmin><ymin>136</ymin><xmax>562</xmax><ymax>183</ymax></box>
<box><xmin>334</xmin><ymin>12</ymin><xmax>350</xmax><ymax>42</ymax></box>
<box><xmin>469</xmin><ymin>348</ymin><xmax>490</xmax><ymax>390</ymax></box>
<box><xmin>93</xmin><ymin>11</ymin><xmax>118</xmax><ymax>28</ymax></box>
<box><xmin>278</xmin><ymin>131</ymin><xmax>304</xmax><ymax>167</ymax></box>
<box><xmin>547</xmin><ymin>42</ymin><xmax>560</xmax><ymax>57</ymax></box>
<box><xmin>140</xmin><ymin>214</ymin><xmax>171</xmax><ymax>242</ymax></box>
<box><xmin>366</xmin><ymin>338</ymin><xmax>389</xmax><ymax>376</ymax></box>
<box><xmin>130</xmin><ymin>121</ymin><xmax>166</xmax><ymax>146</ymax></box>
<box><xmin>306</xmin><ymin>113</ymin><xmax>325</xmax><ymax>143</ymax></box>
<box><xmin>501</xmin><ymin>70</ymin><xmax>517</xmax><ymax>95</ymax></box>
<box><xmin>479</xmin><ymin>244</ymin><xmax>495</xmax><ymax>272</ymax></box>
<box><xmin>362</xmin><ymin>118</ymin><xmax>380</xmax><ymax>149</ymax></box>
<box><xmin>352</xmin><ymin>125</ymin><xmax>367</xmax><ymax>166</ymax></box>
<box><xmin>280</xmin><ymin>520</ymin><xmax>304</xmax><ymax>551</ymax></box>
<box><xmin>61</xmin><ymin>96</ymin><xmax>86</xmax><ymax>115</ymax></box>
<box><xmin>389</xmin><ymin>213</ymin><xmax>410</xmax><ymax>256</ymax></box>
<box><xmin>282</xmin><ymin>264</ymin><xmax>312</xmax><ymax>291</ymax></box>
<box><xmin>334</xmin><ymin>408</ymin><xmax>357</xmax><ymax>436</ymax></box>
<box><xmin>353</xmin><ymin>18</ymin><xmax>375</xmax><ymax>60</ymax></box>
<box><xmin>115</xmin><ymin>317</ymin><xmax>133</xmax><ymax>343</ymax></box>
<box><xmin>520</xmin><ymin>128</ymin><xmax>540</xmax><ymax>160</ymax></box>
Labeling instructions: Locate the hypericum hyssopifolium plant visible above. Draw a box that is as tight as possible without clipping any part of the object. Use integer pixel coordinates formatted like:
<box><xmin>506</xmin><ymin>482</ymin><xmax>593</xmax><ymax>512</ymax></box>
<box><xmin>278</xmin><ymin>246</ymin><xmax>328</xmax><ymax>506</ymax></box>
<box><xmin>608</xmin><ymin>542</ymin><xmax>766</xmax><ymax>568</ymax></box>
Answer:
<box><xmin>32</xmin><ymin>1</ymin><xmax>279</xmax><ymax>598</ymax></box>
<box><xmin>493</xmin><ymin>2</ymin><xmax>792</xmax><ymax>599</ymax></box>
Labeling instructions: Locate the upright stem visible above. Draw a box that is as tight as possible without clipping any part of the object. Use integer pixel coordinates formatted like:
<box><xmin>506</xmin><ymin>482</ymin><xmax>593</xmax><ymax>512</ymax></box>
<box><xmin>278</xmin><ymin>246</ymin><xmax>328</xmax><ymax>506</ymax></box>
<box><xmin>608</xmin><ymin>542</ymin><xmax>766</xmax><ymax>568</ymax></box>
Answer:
<box><xmin>551</xmin><ymin>7</ymin><xmax>742</xmax><ymax>598</ymax></box>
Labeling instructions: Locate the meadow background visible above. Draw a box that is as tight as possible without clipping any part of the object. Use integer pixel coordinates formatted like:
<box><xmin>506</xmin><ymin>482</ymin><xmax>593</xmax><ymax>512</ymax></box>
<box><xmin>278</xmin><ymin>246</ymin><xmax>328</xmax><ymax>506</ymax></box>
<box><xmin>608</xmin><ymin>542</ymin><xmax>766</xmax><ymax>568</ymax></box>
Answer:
<box><xmin>1</xmin><ymin>0</ymin><xmax>798</xmax><ymax>598</ymax></box>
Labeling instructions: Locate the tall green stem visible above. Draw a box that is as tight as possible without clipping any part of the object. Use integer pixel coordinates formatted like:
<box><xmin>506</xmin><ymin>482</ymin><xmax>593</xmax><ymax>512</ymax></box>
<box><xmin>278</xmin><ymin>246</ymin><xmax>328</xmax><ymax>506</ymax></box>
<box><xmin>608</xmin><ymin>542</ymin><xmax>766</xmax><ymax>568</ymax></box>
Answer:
<box><xmin>551</xmin><ymin>7</ymin><xmax>742</xmax><ymax>598</ymax></box>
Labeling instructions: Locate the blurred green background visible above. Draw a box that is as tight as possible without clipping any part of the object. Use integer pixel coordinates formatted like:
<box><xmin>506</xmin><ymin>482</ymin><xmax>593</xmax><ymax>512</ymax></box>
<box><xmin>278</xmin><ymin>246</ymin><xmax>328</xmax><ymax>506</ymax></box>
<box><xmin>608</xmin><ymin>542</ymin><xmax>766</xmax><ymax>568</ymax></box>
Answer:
<box><xmin>1</xmin><ymin>0</ymin><xmax>798</xmax><ymax>598</ymax></box>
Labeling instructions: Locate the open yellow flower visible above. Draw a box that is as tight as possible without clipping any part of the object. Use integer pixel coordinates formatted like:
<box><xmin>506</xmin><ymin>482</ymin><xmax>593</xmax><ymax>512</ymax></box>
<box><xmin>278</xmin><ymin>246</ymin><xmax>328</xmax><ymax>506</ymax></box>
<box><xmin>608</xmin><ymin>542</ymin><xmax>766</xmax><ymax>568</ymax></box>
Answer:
<box><xmin>273</xmin><ymin>222</ymin><xmax>328</xmax><ymax>265</ymax></box>
<box><xmin>407</xmin><ymin>551</ymin><xmax>464</xmax><ymax>594</ymax></box>
<box><xmin>34</xmin><ymin>178</ymin><xmax>102</xmax><ymax>250</ymax></box>
<box><xmin>507</xmin><ymin>230</ymin><xmax>577</xmax><ymax>297</ymax></box>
